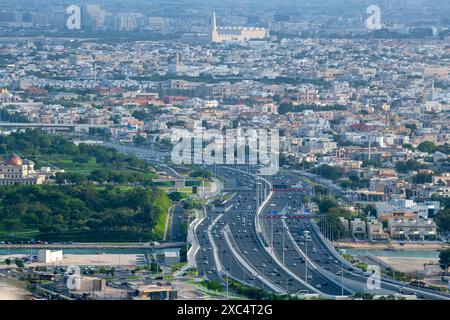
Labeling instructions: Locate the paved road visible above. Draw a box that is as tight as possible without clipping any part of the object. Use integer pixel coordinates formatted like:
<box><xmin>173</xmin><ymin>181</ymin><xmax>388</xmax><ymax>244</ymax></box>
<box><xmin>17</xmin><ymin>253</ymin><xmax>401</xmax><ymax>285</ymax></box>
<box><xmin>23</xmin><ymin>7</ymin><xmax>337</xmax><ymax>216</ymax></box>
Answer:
<box><xmin>171</xmin><ymin>205</ymin><xmax>186</xmax><ymax>242</ymax></box>
<box><xmin>103</xmin><ymin>142</ymin><xmax>450</xmax><ymax>300</ymax></box>
<box><xmin>195</xmin><ymin>166</ymin><xmax>316</xmax><ymax>295</ymax></box>
<box><xmin>265</xmin><ymin>170</ymin><xmax>450</xmax><ymax>300</ymax></box>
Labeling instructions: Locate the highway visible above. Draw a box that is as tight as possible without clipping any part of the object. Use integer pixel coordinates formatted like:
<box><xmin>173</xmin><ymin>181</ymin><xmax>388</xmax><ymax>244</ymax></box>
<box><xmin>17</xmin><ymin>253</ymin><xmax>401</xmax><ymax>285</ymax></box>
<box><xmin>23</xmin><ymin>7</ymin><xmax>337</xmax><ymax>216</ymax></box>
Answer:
<box><xmin>102</xmin><ymin>141</ymin><xmax>450</xmax><ymax>300</ymax></box>
<box><xmin>196</xmin><ymin>166</ymin><xmax>330</xmax><ymax>296</ymax></box>
<box><xmin>171</xmin><ymin>205</ymin><xmax>186</xmax><ymax>242</ymax></box>
<box><xmin>262</xmin><ymin>170</ymin><xmax>450</xmax><ymax>300</ymax></box>
<box><xmin>195</xmin><ymin>165</ymin><xmax>450</xmax><ymax>300</ymax></box>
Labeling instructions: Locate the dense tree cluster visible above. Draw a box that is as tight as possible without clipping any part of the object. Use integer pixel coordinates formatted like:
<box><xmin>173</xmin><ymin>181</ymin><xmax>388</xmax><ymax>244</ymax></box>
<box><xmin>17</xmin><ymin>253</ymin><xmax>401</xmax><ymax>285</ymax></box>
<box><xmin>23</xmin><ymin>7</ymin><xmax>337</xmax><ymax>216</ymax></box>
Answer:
<box><xmin>395</xmin><ymin>160</ymin><xmax>428</xmax><ymax>174</ymax></box>
<box><xmin>0</xmin><ymin>108</ymin><xmax>30</xmax><ymax>123</ymax></box>
<box><xmin>312</xmin><ymin>165</ymin><xmax>344</xmax><ymax>181</ymax></box>
<box><xmin>0</xmin><ymin>129</ymin><xmax>147</xmax><ymax>168</ymax></box>
<box><xmin>55</xmin><ymin>170</ymin><xmax>154</xmax><ymax>185</ymax></box>
<box><xmin>418</xmin><ymin>141</ymin><xmax>450</xmax><ymax>155</ymax></box>
<box><xmin>0</xmin><ymin>129</ymin><xmax>154</xmax><ymax>183</ymax></box>
<box><xmin>189</xmin><ymin>169</ymin><xmax>212</xmax><ymax>179</ymax></box>
<box><xmin>435</xmin><ymin>197</ymin><xmax>450</xmax><ymax>233</ymax></box>
<box><xmin>439</xmin><ymin>249</ymin><xmax>450</xmax><ymax>273</ymax></box>
<box><xmin>0</xmin><ymin>184</ymin><xmax>169</xmax><ymax>240</ymax></box>
<box><xmin>411</xmin><ymin>173</ymin><xmax>433</xmax><ymax>184</ymax></box>
<box><xmin>313</xmin><ymin>196</ymin><xmax>363</xmax><ymax>239</ymax></box>
<box><xmin>339</xmin><ymin>176</ymin><xmax>370</xmax><ymax>189</ymax></box>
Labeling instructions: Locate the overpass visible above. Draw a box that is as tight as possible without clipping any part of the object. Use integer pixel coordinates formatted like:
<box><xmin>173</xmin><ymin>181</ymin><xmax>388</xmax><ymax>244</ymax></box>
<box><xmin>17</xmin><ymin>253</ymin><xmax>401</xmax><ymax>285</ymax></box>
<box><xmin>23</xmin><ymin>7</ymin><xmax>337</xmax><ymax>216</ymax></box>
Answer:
<box><xmin>0</xmin><ymin>122</ymin><xmax>109</xmax><ymax>132</ymax></box>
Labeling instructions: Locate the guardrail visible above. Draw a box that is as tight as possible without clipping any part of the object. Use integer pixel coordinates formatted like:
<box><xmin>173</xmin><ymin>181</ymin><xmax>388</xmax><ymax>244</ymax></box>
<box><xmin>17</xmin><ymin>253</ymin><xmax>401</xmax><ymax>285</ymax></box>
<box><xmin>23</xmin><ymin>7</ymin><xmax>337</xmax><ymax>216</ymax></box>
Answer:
<box><xmin>310</xmin><ymin>220</ymin><xmax>356</xmax><ymax>270</ymax></box>
<box><xmin>281</xmin><ymin>218</ymin><xmax>354</xmax><ymax>296</ymax></box>
<box><xmin>224</xmin><ymin>167</ymin><xmax>324</xmax><ymax>296</ymax></box>
<box><xmin>223</xmin><ymin>225</ymin><xmax>287</xmax><ymax>294</ymax></box>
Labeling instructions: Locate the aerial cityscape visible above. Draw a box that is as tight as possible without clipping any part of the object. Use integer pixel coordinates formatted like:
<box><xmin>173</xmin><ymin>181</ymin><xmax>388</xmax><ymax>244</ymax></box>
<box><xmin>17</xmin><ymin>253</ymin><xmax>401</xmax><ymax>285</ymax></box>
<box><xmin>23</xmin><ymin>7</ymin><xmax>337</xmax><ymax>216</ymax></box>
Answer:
<box><xmin>0</xmin><ymin>0</ymin><xmax>449</xmax><ymax>307</ymax></box>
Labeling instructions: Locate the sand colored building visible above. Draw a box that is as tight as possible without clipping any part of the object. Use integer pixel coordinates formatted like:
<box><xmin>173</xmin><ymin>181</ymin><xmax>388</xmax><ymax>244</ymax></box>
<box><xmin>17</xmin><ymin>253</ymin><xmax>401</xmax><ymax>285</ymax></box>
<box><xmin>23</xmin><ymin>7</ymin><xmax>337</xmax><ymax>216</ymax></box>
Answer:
<box><xmin>210</xmin><ymin>12</ymin><xmax>268</xmax><ymax>43</ymax></box>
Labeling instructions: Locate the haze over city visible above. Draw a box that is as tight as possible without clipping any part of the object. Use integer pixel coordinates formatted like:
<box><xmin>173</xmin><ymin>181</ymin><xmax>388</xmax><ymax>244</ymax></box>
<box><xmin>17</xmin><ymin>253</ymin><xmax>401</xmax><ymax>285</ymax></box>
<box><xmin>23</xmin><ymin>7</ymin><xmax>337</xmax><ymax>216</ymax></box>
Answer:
<box><xmin>0</xmin><ymin>0</ymin><xmax>449</xmax><ymax>311</ymax></box>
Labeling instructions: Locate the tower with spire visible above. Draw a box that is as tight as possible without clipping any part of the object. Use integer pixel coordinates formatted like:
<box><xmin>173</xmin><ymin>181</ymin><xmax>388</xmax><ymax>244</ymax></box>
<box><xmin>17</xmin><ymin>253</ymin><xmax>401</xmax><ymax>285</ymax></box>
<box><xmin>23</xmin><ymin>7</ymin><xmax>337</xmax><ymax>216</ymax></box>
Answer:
<box><xmin>209</xmin><ymin>10</ymin><xmax>267</xmax><ymax>43</ymax></box>
<box><xmin>210</xmin><ymin>11</ymin><xmax>219</xmax><ymax>43</ymax></box>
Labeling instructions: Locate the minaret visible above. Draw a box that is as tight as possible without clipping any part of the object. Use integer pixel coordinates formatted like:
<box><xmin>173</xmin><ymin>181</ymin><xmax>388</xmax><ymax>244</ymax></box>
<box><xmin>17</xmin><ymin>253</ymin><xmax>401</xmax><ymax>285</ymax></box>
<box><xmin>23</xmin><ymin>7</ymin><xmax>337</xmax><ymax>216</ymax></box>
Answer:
<box><xmin>212</xmin><ymin>11</ymin><xmax>217</xmax><ymax>33</ymax></box>
<box><xmin>210</xmin><ymin>11</ymin><xmax>219</xmax><ymax>43</ymax></box>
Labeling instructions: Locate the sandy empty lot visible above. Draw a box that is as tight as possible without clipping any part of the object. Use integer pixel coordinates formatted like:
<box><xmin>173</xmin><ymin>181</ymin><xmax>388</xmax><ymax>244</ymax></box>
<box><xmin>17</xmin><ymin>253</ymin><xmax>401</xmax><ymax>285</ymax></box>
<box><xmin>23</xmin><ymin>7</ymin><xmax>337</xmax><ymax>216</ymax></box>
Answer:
<box><xmin>334</xmin><ymin>241</ymin><xmax>449</xmax><ymax>251</ymax></box>
<box><xmin>377</xmin><ymin>257</ymin><xmax>439</xmax><ymax>273</ymax></box>
<box><xmin>1</xmin><ymin>254</ymin><xmax>140</xmax><ymax>268</ymax></box>
<box><xmin>61</xmin><ymin>254</ymin><xmax>139</xmax><ymax>266</ymax></box>
<box><xmin>20</xmin><ymin>254</ymin><xmax>139</xmax><ymax>267</ymax></box>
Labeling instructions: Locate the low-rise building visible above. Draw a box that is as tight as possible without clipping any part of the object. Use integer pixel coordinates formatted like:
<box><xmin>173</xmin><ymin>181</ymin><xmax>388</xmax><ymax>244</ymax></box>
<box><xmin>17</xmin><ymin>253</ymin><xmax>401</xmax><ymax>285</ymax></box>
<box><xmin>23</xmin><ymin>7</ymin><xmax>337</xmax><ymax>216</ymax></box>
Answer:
<box><xmin>339</xmin><ymin>217</ymin><xmax>350</xmax><ymax>235</ymax></box>
<box><xmin>0</xmin><ymin>153</ymin><xmax>59</xmax><ymax>186</ymax></box>
<box><xmin>74</xmin><ymin>277</ymin><xmax>106</xmax><ymax>292</ymax></box>
<box><xmin>433</xmin><ymin>173</ymin><xmax>450</xmax><ymax>186</ymax></box>
<box><xmin>163</xmin><ymin>251</ymin><xmax>180</xmax><ymax>266</ymax></box>
<box><xmin>37</xmin><ymin>250</ymin><xmax>63</xmax><ymax>264</ymax></box>
<box><xmin>376</xmin><ymin>199</ymin><xmax>440</xmax><ymax>219</ymax></box>
<box><xmin>367</xmin><ymin>219</ymin><xmax>389</xmax><ymax>241</ymax></box>
<box><xmin>132</xmin><ymin>284</ymin><xmax>177</xmax><ymax>300</ymax></box>
<box><xmin>388</xmin><ymin>218</ymin><xmax>437</xmax><ymax>241</ymax></box>
<box><xmin>350</xmin><ymin>218</ymin><xmax>367</xmax><ymax>238</ymax></box>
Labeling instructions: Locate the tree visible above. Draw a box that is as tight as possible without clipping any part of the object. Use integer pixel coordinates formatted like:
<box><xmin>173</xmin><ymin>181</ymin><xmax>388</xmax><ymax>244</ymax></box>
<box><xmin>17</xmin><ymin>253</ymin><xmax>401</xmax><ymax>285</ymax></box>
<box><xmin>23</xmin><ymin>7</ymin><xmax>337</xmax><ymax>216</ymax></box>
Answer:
<box><xmin>403</xmin><ymin>143</ymin><xmax>415</xmax><ymax>151</ymax></box>
<box><xmin>168</xmin><ymin>192</ymin><xmax>185</xmax><ymax>202</ymax></box>
<box><xmin>316</xmin><ymin>197</ymin><xmax>338</xmax><ymax>214</ymax></box>
<box><xmin>363</xmin><ymin>205</ymin><xmax>377</xmax><ymax>217</ymax></box>
<box><xmin>189</xmin><ymin>169</ymin><xmax>212</xmax><ymax>179</ymax></box>
<box><xmin>133</xmin><ymin>135</ymin><xmax>147</xmax><ymax>147</ymax></box>
<box><xmin>202</xmin><ymin>280</ymin><xmax>223</xmax><ymax>291</ymax></box>
<box><xmin>412</xmin><ymin>173</ymin><xmax>433</xmax><ymax>184</ymax></box>
<box><xmin>439</xmin><ymin>249</ymin><xmax>450</xmax><ymax>275</ymax></box>
<box><xmin>325</xmin><ymin>212</ymin><xmax>347</xmax><ymax>239</ymax></box>
<box><xmin>417</xmin><ymin>141</ymin><xmax>436</xmax><ymax>153</ymax></box>
<box><xmin>4</xmin><ymin>258</ymin><xmax>11</xmax><ymax>266</ymax></box>
<box><xmin>353</xmin><ymin>292</ymin><xmax>374</xmax><ymax>300</ymax></box>
<box><xmin>14</xmin><ymin>258</ymin><xmax>25</xmax><ymax>268</ymax></box>
<box><xmin>312</xmin><ymin>165</ymin><xmax>344</xmax><ymax>181</ymax></box>
<box><xmin>395</xmin><ymin>160</ymin><xmax>423</xmax><ymax>174</ymax></box>
<box><xmin>435</xmin><ymin>209</ymin><xmax>450</xmax><ymax>233</ymax></box>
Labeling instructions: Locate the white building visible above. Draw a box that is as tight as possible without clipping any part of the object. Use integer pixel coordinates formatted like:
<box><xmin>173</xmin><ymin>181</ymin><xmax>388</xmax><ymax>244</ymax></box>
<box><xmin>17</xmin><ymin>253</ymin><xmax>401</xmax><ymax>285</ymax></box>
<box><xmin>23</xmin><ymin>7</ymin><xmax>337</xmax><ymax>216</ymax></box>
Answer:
<box><xmin>210</xmin><ymin>12</ymin><xmax>268</xmax><ymax>43</ymax></box>
<box><xmin>367</xmin><ymin>219</ymin><xmax>389</xmax><ymax>241</ymax></box>
<box><xmin>164</xmin><ymin>251</ymin><xmax>180</xmax><ymax>266</ymax></box>
<box><xmin>202</xmin><ymin>100</ymin><xmax>219</xmax><ymax>108</ymax></box>
<box><xmin>350</xmin><ymin>218</ymin><xmax>367</xmax><ymax>238</ymax></box>
<box><xmin>38</xmin><ymin>250</ymin><xmax>63</xmax><ymax>264</ymax></box>
<box><xmin>375</xmin><ymin>199</ymin><xmax>441</xmax><ymax>219</ymax></box>
<box><xmin>0</xmin><ymin>154</ymin><xmax>47</xmax><ymax>186</ymax></box>
<box><xmin>388</xmin><ymin>218</ymin><xmax>437</xmax><ymax>241</ymax></box>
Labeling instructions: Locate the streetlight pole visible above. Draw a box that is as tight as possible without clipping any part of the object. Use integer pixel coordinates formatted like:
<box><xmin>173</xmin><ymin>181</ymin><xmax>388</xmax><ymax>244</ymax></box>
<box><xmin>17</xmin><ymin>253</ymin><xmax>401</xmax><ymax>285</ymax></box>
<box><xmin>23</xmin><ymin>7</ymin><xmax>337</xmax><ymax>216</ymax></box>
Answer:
<box><xmin>226</xmin><ymin>253</ymin><xmax>230</xmax><ymax>299</ymax></box>
<box><xmin>271</xmin><ymin>213</ymin><xmax>274</xmax><ymax>255</ymax></box>
<box><xmin>341</xmin><ymin>260</ymin><xmax>344</xmax><ymax>296</ymax></box>
<box><xmin>282</xmin><ymin>219</ymin><xmax>285</xmax><ymax>266</ymax></box>
<box><xmin>305</xmin><ymin>236</ymin><xmax>308</xmax><ymax>285</ymax></box>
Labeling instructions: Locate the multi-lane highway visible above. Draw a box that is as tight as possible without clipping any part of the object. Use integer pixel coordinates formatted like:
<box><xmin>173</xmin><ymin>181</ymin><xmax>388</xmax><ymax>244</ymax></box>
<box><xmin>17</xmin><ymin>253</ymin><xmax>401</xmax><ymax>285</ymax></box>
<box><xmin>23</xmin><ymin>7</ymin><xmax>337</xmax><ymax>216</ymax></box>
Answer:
<box><xmin>195</xmin><ymin>166</ymin><xmax>315</xmax><ymax>295</ymax></box>
<box><xmin>195</xmin><ymin>166</ymin><xmax>343</xmax><ymax>296</ymax></box>
<box><xmin>103</xmin><ymin>142</ymin><xmax>450</xmax><ymax>300</ymax></box>
<box><xmin>195</xmin><ymin>165</ymin><xmax>450</xmax><ymax>300</ymax></box>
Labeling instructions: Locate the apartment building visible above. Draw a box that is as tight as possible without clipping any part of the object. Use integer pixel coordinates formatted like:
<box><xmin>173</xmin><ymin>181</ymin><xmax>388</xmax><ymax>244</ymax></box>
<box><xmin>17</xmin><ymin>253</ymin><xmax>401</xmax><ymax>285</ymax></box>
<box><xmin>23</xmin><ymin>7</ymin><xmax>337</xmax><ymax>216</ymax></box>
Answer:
<box><xmin>388</xmin><ymin>218</ymin><xmax>437</xmax><ymax>241</ymax></box>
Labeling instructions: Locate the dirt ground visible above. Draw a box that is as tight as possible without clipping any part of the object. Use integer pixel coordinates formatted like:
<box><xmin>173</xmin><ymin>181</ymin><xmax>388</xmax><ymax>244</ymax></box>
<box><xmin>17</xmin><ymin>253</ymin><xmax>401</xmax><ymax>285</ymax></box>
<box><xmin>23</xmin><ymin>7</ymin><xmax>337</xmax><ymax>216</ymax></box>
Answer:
<box><xmin>334</xmin><ymin>241</ymin><xmax>449</xmax><ymax>251</ymax></box>
<box><xmin>376</xmin><ymin>256</ymin><xmax>440</xmax><ymax>273</ymax></box>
